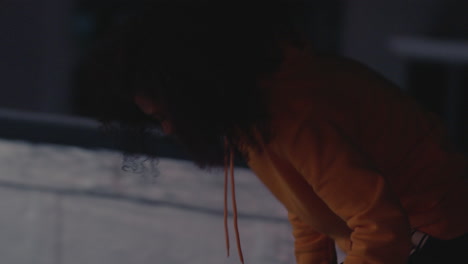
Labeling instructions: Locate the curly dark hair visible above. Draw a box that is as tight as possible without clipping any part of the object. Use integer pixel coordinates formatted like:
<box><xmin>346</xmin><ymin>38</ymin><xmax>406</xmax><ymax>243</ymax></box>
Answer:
<box><xmin>78</xmin><ymin>0</ymin><xmax>309</xmax><ymax>168</ymax></box>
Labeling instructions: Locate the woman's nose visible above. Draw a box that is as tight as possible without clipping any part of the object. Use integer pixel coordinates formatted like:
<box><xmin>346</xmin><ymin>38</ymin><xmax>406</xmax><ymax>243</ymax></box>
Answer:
<box><xmin>160</xmin><ymin>120</ymin><xmax>173</xmax><ymax>135</ymax></box>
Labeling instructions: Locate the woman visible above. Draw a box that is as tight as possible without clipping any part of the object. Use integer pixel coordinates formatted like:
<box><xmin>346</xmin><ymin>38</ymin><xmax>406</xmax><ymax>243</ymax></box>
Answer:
<box><xmin>80</xmin><ymin>1</ymin><xmax>467</xmax><ymax>263</ymax></box>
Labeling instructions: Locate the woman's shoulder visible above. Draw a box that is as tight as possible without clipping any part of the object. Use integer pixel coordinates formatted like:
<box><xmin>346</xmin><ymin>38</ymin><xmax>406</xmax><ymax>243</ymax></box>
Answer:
<box><xmin>265</xmin><ymin>52</ymin><xmax>394</xmax><ymax>116</ymax></box>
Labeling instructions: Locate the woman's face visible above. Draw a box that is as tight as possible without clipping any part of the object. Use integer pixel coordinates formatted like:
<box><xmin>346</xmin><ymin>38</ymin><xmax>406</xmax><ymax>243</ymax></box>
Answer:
<box><xmin>134</xmin><ymin>96</ymin><xmax>173</xmax><ymax>135</ymax></box>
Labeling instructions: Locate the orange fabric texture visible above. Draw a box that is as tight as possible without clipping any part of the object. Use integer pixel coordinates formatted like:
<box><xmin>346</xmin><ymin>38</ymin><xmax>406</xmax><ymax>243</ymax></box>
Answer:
<box><xmin>244</xmin><ymin>47</ymin><xmax>468</xmax><ymax>264</ymax></box>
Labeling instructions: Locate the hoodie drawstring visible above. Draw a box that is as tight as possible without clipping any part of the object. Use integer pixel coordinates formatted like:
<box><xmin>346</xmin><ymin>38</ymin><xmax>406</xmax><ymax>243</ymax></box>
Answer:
<box><xmin>223</xmin><ymin>145</ymin><xmax>230</xmax><ymax>256</ymax></box>
<box><xmin>224</xmin><ymin>138</ymin><xmax>245</xmax><ymax>264</ymax></box>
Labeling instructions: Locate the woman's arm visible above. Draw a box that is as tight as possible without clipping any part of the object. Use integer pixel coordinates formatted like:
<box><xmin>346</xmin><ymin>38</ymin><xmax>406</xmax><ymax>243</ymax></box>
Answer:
<box><xmin>289</xmin><ymin>211</ymin><xmax>338</xmax><ymax>264</ymax></box>
<box><xmin>281</xmin><ymin>118</ymin><xmax>412</xmax><ymax>264</ymax></box>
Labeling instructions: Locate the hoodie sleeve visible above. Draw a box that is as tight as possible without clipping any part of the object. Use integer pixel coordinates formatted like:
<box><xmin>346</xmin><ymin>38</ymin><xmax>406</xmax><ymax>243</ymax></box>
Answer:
<box><xmin>289</xmin><ymin>212</ymin><xmax>338</xmax><ymax>264</ymax></box>
<box><xmin>282</xmin><ymin>118</ymin><xmax>412</xmax><ymax>264</ymax></box>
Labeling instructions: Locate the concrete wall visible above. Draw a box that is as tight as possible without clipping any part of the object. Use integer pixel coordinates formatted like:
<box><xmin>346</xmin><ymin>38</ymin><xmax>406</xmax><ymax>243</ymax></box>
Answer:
<box><xmin>0</xmin><ymin>138</ymin><xmax>296</xmax><ymax>264</ymax></box>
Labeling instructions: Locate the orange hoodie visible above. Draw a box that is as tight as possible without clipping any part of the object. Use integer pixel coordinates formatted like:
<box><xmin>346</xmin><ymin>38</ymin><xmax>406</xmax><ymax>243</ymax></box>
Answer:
<box><xmin>242</xmin><ymin>46</ymin><xmax>467</xmax><ymax>264</ymax></box>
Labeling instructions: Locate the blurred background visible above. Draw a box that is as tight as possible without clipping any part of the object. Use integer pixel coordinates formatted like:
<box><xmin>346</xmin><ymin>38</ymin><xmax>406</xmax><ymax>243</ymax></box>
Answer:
<box><xmin>0</xmin><ymin>1</ymin><xmax>467</xmax><ymax>264</ymax></box>
<box><xmin>0</xmin><ymin>0</ymin><xmax>467</xmax><ymax>151</ymax></box>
